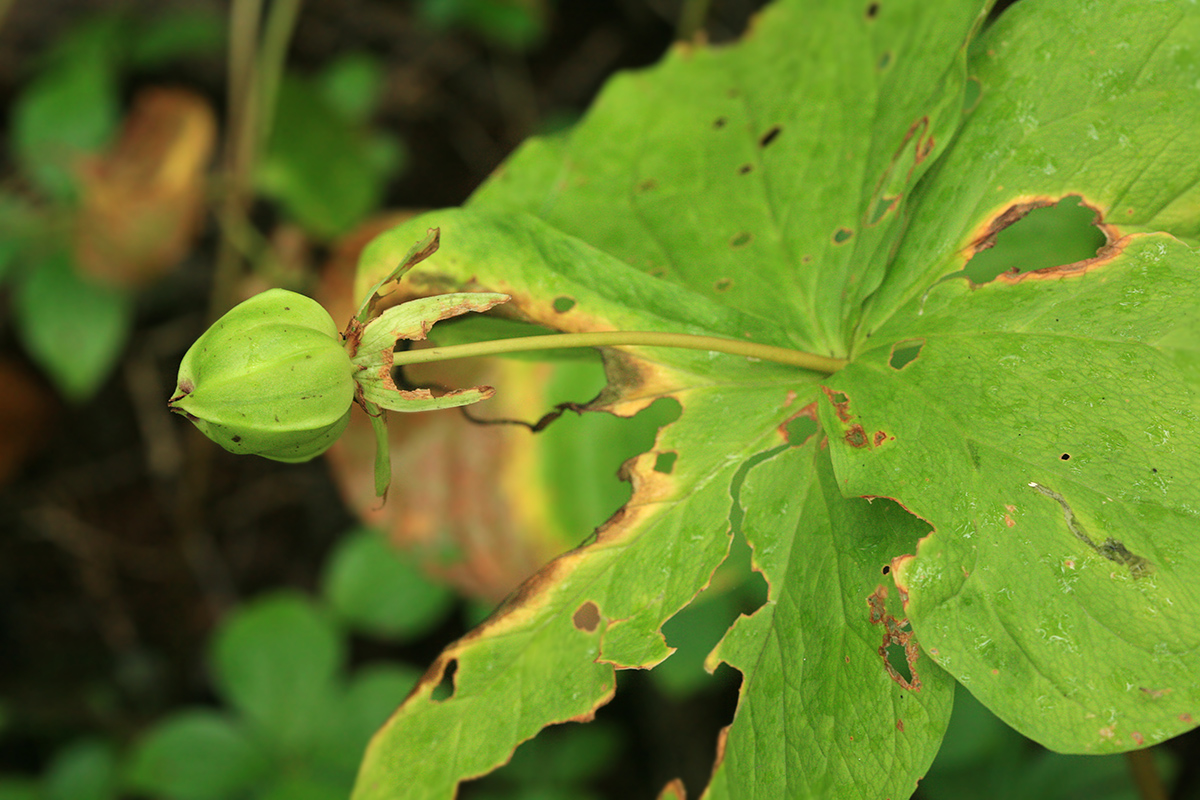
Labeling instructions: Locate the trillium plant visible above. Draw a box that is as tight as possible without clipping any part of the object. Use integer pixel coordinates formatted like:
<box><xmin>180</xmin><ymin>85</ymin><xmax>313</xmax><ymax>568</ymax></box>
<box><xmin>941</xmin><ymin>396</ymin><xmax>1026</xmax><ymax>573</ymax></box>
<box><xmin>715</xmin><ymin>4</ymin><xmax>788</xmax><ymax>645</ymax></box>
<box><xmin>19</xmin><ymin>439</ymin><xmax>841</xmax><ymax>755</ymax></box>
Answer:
<box><xmin>171</xmin><ymin>0</ymin><xmax>1200</xmax><ymax>797</ymax></box>
<box><xmin>169</xmin><ymin>228</ymin><xmax>845</xmax><ymax>497</ymax></box>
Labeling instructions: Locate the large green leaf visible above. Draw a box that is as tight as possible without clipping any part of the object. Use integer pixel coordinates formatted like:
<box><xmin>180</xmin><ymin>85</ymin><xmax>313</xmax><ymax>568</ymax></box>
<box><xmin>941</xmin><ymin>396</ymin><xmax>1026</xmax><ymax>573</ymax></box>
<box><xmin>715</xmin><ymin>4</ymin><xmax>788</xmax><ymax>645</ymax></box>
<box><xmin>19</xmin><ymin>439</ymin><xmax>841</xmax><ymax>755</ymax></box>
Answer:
<box><xmin>474</xmin><ymin>4</ymin><xmax>985</xmax><ymax>356</ymax></box>
<box><xmin>350</xmin><ymin>0</ymin><xmax>1200</xmax><ymax>797</ymax></box>
<box><xmin>823</xmin><ymin>233</ymin><xmax>1200</xmax><ymax>751</ymax></box>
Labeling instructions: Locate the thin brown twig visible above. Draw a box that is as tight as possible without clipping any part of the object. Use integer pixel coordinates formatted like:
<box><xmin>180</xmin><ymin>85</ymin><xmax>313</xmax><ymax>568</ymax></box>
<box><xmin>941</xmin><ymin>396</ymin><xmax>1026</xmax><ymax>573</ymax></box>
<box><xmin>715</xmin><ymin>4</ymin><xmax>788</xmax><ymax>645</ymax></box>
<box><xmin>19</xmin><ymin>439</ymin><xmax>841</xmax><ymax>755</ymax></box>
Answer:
<box><xmin>1126</xmin><ymin>748</ymin><xmax>1168</xmax><ymax>800</ymax></box>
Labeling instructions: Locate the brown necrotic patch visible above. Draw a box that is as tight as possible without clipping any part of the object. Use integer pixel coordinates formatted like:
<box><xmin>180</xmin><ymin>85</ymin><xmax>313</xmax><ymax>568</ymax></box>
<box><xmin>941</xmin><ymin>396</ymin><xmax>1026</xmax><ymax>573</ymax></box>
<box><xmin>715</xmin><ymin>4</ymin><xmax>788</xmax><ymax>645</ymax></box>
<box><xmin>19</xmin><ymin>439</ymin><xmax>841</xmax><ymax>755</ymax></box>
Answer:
<box><xmin>869</xmin><ymin>587</ymin><xmax>921</xmax><ymax>691</ymax></box>
<box><xmin>821</xmin><ymin>387</ymin><xmax>853</xmax><ymax>423</ymax></box>
<box><xmin>737</xmin><ymin>163</ymin><xmax>753</xmax><ymax>175</ymax></box>
<box><xmin>429</xmin><ymin>656</ymin><xmax>458</xmax><ymax>702</ymax></box>
<box><xmin>573</xmin><ymin>601</ymin><xmax>601</xmax><ymax>633</ymax></box>
<box><xmin>845</xmin><ymin>424</ymin><xmax>868</xmax><ymax>448</ymax></box>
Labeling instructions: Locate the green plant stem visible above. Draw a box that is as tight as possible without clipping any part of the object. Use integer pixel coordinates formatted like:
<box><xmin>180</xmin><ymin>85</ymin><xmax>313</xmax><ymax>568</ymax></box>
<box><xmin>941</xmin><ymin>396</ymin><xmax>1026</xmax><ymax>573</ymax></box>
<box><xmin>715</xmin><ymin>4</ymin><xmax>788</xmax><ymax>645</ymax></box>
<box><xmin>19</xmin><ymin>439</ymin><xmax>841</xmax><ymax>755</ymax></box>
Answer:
<box><xmin>210</xmin><ymin>0</ymin><xmax>264</xmax><ymax>322</ymax></box>
<box><xmin>255</xmin><ymin>0</ymin><xmax>304</xmax><ymax>149</ymax></box>
<box><xmin>677</xmin><ymin>0</ymin><xmax>711</xmax><ymax>41</ymax></box>
<box><xmin>210</xmin><ymin>0</ymin><xmax>302</xmax><ymax>323</ymax></box>
<box><xmin>391</xmin><ymin>332</ymin><xmax>847</xmax><ymax>374</ymax></box>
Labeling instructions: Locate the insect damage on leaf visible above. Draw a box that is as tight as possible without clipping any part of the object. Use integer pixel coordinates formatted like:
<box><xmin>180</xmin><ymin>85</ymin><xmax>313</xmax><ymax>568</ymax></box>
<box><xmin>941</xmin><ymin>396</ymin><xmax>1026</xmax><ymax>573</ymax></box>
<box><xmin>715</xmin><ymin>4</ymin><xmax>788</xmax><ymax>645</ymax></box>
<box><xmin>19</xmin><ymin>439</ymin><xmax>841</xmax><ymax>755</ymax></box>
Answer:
<box><xmin>869</xmin><ymin>586</ymin><xmax>922</xmax><ymax>691</ymax></box>
<box><xmin>1028</xmin><ymin>482</ymin><xmax>1154</xmax><ymax>578</ymax></box>
<box><xmin>821</xmin><ymin>387</ymin><xmax>853</xmax><ymax>423</ymax></box>
<box><xmin>427</xmin><ymin>656</ymin><xmax>458</xmax><ymax>703</ymax></box>
<box><xmin>963</xmin><ymin>194</ymin><xmax>1116</xmax><ymax>284</ymax></box>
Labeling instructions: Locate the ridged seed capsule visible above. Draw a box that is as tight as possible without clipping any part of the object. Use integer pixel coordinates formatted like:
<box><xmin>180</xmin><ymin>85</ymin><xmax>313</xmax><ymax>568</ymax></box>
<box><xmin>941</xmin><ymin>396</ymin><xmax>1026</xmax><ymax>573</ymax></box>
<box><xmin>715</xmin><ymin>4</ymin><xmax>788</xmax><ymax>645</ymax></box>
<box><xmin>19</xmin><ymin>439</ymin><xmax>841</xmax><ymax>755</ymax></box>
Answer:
<box><xmin>168</xmin><ymin>288</ymin><xmax>355</xmax><ymax>463</ymax></box>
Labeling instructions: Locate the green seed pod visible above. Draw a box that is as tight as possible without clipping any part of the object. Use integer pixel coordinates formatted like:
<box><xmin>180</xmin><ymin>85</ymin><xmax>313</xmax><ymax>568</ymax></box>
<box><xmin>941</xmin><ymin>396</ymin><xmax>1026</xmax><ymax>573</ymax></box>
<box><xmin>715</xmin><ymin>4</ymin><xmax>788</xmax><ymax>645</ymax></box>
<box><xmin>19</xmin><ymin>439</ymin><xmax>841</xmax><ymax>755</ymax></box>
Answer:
<box><xmin>168</xmin><ymin>288</ymin><xmax>355</xmax><ymax>463</ymax></box>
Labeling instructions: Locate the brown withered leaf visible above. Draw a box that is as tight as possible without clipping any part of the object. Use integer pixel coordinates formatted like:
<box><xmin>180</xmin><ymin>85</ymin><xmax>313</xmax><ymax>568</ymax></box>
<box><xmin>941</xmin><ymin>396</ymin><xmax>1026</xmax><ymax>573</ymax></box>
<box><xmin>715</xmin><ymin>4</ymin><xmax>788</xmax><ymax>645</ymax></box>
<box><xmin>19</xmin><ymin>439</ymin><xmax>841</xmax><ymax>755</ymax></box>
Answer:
<box><xmin>74</xmin><ymin>88</ymin><xmax>216</xmax><ymax>288</ymax></box>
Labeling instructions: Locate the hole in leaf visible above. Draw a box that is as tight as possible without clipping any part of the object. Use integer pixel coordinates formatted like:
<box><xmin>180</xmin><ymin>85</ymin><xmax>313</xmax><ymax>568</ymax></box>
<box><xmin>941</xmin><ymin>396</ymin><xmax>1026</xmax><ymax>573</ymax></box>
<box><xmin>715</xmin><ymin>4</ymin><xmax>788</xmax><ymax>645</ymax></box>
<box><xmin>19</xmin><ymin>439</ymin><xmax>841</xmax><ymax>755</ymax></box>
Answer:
<box><xmin>552</xmin><ymin>296</ymin><xmax>576</xmax><ymax>313</ymax></box>
<box><xmin>573</xmin><ymin>601</ymin><xmax>601</xmax><ymax>633</ymax></box>
<box><xmin>728</xmin><ymin>445</ymin><xmax>789</xmax><ymax>539</ymax></box>
<box><xmin>713</xmin><ymin>277</ymin><xmax>733</xmax><ymax>292</ymax></box>
<box><xmin>758</xmin><ymin>125</ymin><xmax>782</xmax><ymax>148</ymax></box>
<box><xmin>833</xmin><ymin>227</ymin><xmax>853</xmax><ymax>244</ymax></box>
<box><xmin>654</xmin><ymin>451</ymin><xmax>678</xmax><ymax>474</ymax></box>
<box><xmin>463</xmin><ymin>718</ymin><xmax>624</xmax><ymax>797</ymax></box>
<box><xmin>783</xmin><ymin>414</ymin><xmax>818</xmax><ymax>446</ymax></box>
<box><xmin>1060</xmin><ymin>453</ymin><xmax>1071</xmax><ymax>461</ymax></box>
<box><xmin>881</xmin><ymin>564</ymin><xmax>891</xmax><ymax>575</ymax></box>
<box><xmin>866</xmin><ymin>2</ymin><xmax>880</xmax><ymax>19</ymax></box>
<box><xmin>540</xmin><ymin>397</ymin><xmax>679</xmax><ymax>538</ymax></box>
<box><xmin>885</xmin><ymin>632</ymin><xmax>914</xmax><ymax>685</ymax></box>
<box><xmin>431</xmin><ymin>658</ymin><xmax>457</xmax><ymax>702</ymax></box>
<box><xmin>659</xmin><ymin>525</ymin><xmax>767</xmax><ymax>698</ymax></box>
<box><xmin>729</xmin><ymin>231</ymin><xmax>753</xmax><ymax>248</ymax></box>
<box><xmin>963</xmin><ymin>195</ymin><xmax>1107</xmax><ymax>283</ymax></box>
<box><xmin>888</xmin><ymin>339</ymin><xmax>924</xmax><ymax>370</ymax></box>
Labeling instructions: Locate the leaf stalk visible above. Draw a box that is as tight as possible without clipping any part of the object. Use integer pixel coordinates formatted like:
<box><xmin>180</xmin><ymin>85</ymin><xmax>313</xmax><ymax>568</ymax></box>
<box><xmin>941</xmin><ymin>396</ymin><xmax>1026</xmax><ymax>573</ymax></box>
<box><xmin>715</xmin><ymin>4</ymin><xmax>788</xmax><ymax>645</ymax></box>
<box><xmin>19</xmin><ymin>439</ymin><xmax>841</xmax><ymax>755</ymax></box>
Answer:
<box><xmin>391</xmin><ymin>331</ymin><xmax>847</xmax><ymax>374</ymax></box>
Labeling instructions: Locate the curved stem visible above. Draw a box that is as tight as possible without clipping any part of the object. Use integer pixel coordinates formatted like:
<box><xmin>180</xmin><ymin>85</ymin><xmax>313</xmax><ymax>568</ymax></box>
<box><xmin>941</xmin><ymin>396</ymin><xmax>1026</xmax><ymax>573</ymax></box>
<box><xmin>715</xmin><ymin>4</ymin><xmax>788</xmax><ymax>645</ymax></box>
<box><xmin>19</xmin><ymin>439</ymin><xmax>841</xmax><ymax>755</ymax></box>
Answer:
<box><xmin>391</xmin><ymin>331</ymin><xmax>847</xmax><ymax>374</ymax></box>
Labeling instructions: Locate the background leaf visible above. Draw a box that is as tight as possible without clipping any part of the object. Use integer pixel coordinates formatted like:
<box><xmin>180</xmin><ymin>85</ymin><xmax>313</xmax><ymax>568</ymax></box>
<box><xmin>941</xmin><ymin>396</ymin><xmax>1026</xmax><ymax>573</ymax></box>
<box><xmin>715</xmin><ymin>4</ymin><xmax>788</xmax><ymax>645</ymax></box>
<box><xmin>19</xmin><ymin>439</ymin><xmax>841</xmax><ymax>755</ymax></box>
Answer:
<box><xmin>824</xmin><ymin>233</ymin><xmax>1200</xmax><ymax>752</ymax></box>
<box><xmin>11</xmin><ymin>30</ymin><xmax>119</xmax><ymax>199</ymax></box>
<box><xmin>321</xmin><ymin>528</ymin><xmax>456</xmax><ymax>638</ymax></box>
<box><xmin>210</xmin><ymin>593</ymin><xmax>343</xmax><ymax>755</ymax></box>
<box><xmin>257</xmin><ymin>74</ymin><xmax>402</xmax><ymax>238</ymax></box>
<box><xmin>125</xmin><ymin>710</ymin><xmax>270</xmax><ymax>800</ymax></box>
<box><xmin>42</xmin><ymin>739</ymin><xmax>118</xmax><ymax>800</ymax></box>
<box><xmin>12</xmin><ymin>251</ymin><xmax>132</xmax><ymax>402</ymax></box>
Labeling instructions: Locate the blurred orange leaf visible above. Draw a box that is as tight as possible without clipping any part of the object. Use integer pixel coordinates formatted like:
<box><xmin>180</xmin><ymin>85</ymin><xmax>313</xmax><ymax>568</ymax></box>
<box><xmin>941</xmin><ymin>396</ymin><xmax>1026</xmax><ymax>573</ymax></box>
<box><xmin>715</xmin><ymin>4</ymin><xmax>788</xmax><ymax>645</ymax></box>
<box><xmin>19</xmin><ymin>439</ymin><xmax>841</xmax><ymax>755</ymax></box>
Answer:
<box><xmin>74</xmin><ymin>87</ymin><xmax>216</xmax><ymax>288</ymax></box>
<box><xmin>320</xmin><ymin>214</ymin><xmax>570</xmax><ymax>601</ymax></box>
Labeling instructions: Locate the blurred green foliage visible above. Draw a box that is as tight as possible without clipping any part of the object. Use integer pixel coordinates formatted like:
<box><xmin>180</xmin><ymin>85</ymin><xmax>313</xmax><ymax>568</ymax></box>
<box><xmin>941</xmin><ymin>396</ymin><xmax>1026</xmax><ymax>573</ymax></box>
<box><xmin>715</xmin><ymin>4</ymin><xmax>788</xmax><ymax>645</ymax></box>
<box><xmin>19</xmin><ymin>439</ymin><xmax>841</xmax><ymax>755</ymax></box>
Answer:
<box><xmin>257</xmin><ymin>54</ymin><xmax>406</xmax><ymax>239</ymax></box>
<box><xmin>415</xmin><ymin>0</ymin><xmax>548</xmax><ymax>50</ymax></box>
<box><xmin>919</xmin><ymin>684</ymin><xmax>1176</xmax><ymax>800</ymax></box>
<box><xmin>0</xmin><ymin>528</ymin><xmax>435</xmax><ymax>800</ymax></box>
